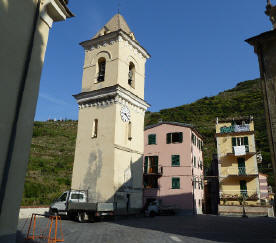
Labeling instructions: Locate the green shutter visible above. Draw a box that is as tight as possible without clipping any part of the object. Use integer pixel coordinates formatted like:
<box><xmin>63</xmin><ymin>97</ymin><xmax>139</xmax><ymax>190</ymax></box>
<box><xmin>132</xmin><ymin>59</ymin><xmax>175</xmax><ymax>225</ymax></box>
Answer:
<box><xmin>179</xmin><ymin>132</ymin><xmax>183</xmax><ymax>143</ymax></box>
<box><xmin>172</xmin><ymin>178</ymin><xmax>180</xmax><ymax>189</ymax></box>
<box><xmin>172</xmin><ymin>155</ymin><xmax>180</xmax><ymax>166</ymax></box>
<box><xmin>144</xmin><ymin>156</ymin><xmax>148</xmax><ymax>173</ymax></box>
<box><xmin>148</xmin><ymin>134</ymin><xmax>156</xmax><ymax>145</ymax></box>
<box><xmin>232</xmin><ymin>137</ymin><xmax>236</xmax><ymax>146</ymax></box>
<box><xmin>167</xmin><ymin>133</ymin><xmax>171</xmax><ymax>144</ymax></box>
<box><xmin>154</xmin><ymin>156</ymin><xmax>158</xmax><ymax>167</ymax></box>
<box><xmin>244</xmin><ymin>137</ymin><xmax>248</xmax><ymax>145</ymax></box>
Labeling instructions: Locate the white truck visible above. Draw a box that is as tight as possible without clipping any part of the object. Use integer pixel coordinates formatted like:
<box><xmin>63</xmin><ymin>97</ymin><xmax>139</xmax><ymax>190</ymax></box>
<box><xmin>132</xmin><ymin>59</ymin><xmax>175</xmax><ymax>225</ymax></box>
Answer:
<box><xmin>144</xmin><ymin>200</ymin><xmax>175</xmax><ymax>217</ymax></box>
<box><xmin>49</xmin><ymin>190</ymin><xmax>114</xmax><ymax>222</ymax></box>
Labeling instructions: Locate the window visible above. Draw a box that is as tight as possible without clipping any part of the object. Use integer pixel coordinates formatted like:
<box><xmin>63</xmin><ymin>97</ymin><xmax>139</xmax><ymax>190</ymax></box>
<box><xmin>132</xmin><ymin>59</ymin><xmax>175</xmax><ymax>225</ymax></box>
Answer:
<box><xmin>232</xmin><ymin>136</ymin><xmax>249</xmax><ymax>152</ymax></box>
<box><xmin>92</xmin><ymin>119</ymin><xmax>98</xmax><ymax>138</ymax></box>
<box><xmin>128</xmin><ymin>122</ymin><xmax>132</xmax><ymax>140</ymax></box>
<box><xmin>167</xmin><ymin>132</ymin><xmax>183</xmax><ymax>144</ymax></box>
<box><xmin>191</xmin><ymin>133</ymin><xmax>196</xmax><ymax>145</ymax></box>
<box><xmin>70</xmin><ymin>193</ymin><xmax>84</xmax><ymax>200</ymax></box>
<box><xmin>144</xmin><ymin>156</ymin><xmax>158</xmax><ymax>174</ymax></box>
<box><xmin>144</xmin><ymin>176</ymin><xmax>158</xmax><ymax>189</ymax></box>
<box><xmin>148</xmin><ymin>134</ymin><xmax>156</xmax><ymax>145</ymax></box>
<box><xmin>171</xmin><ymin>155</ymin><xmax>180</xmax><ymax>167</ymax></box>
<box><xmin>193</xmin><ymin>156</ymin><xmax>196</xmax><ymax>167</ymax></box>
<box><xmin>97</xmin><ymin>58</ymin><xmax>106</xmax><ymax>82</ymax></box>
<box><xmin>240</xmin><ymin>180</ymin><xmax>248</xmax><ymax>197</ymax></box>
<box><xmin>193</xmin><ymin>179</ymin><xmax>197</xmax><ymax>189</ymax></box>
<box><xmin>128</xmin><ymin>62</ymin><xmax>135</xmax><ymax>88</ymax></box>
<box><xmin>59</xmin><ymin>192</ymin><xmax>67</xmax><ymax>202</ymax></box>
<box><xmin>172</xmin><ymin>177</ymin><xmax>180</xmax><ymax>189</ymax></box>
<box><xmin>198</xmin><ymin>160</ymin><xmax>203</xmax><ymax>170</ymax></box>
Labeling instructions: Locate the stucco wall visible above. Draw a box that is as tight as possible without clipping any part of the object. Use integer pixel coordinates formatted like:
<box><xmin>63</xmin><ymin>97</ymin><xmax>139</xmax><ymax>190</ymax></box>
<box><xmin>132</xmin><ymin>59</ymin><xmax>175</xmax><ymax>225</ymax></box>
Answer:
<box><xmin>71</xmin><ymin>105</ymin><xmax>116</xmax><ymax>202</ymax></box>
<box><xmin>0</xmin><ymin>0</ymin><xmax>52</xmax><ymax>240</ymax></box>
<box><xmin>144</xmin><ymin>124</ymin><xmax>204</xmax><ymax>213</ymax></box>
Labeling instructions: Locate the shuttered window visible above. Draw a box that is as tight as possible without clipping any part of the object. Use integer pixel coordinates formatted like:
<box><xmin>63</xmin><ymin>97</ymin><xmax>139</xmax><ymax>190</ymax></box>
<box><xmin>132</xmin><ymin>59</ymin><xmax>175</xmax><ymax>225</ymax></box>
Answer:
<box><xmin>171</xmin><ymin>155</ymin><xmax>180</xmax><ymax>167</ymax></box>
<box><xmin>167</xmin><ymin>132</ymin><xmax>183</xmax><ymax>144</ymax></box>
<box><xmin>144</xmin><ymin>156</ymin><xmax>148</xmax><ymax>173</ymax></box>
<box><xmin>148</xmin><ymin>134</ymin><xmax>156</xmax><ymax>145</ymax></box>
<box><xmin>172</xmin><ymin>177</ymin><xmax>180</xmax><ymax>189</ymax></box>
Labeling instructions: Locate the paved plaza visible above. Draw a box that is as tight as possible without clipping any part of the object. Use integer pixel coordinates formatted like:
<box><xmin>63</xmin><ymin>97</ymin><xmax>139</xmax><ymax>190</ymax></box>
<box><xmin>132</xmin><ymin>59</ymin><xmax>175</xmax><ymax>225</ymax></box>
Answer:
<box><xmin>17</xmin><ymin>215</ymin><xmax>276</xmax><ymax>243</ymax></box>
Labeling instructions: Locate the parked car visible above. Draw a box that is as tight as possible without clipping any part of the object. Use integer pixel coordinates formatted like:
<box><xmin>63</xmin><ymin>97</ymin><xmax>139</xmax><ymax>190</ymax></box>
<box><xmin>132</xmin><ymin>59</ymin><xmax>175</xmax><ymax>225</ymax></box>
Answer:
<box><xmin>144</xmin><ymin>200</ymin><xmax>175</xmax><ymax>217</ymax></box>
<box><xmin>49</xmin><ymin>189</ymin><xmax>114</xmax><ymax>222</ymax></box>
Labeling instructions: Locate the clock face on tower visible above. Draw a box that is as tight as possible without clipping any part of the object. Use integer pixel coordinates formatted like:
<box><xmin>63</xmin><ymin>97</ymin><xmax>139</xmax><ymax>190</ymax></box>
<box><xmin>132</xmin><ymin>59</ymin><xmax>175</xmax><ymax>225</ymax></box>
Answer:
<box><xmin>120</xmin><ymin>105</ymin><xmax>131</xmax><ymax>122</ymax></box>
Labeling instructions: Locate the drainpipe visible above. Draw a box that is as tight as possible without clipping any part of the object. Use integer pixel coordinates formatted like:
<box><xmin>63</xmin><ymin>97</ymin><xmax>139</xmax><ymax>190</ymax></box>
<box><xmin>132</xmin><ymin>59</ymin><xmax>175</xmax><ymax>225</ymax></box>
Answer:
<box><xmin>192</xmin><ymin>164</ymin><xmax>195</xmax><ymax>215</ymax></box>
<box><xmin>0</xmin><ymin>0</ymin><xmax>41</xmax><ymax>214</ymax></box>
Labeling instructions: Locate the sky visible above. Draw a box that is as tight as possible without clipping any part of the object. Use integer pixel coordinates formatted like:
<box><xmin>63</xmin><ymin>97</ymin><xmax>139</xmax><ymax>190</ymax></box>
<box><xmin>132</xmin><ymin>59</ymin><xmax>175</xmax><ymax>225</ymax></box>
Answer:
<box><xmin>35</xmin><ymin>0</ymin><xmax>273</xmax><ymax>121</ymax></box>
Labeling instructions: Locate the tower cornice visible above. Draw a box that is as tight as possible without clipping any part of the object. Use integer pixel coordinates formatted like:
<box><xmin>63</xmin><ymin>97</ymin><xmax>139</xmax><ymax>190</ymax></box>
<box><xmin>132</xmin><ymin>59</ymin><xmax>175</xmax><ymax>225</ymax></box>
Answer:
<box><xmin>80</xmin><ymin>30</ymin><xmax>151</xmax><ymax>59</ymax></box>
<box><xmin>73</xmin><ymin>85</ymin><xmax>150</xmax><ymax>113</ymax></box>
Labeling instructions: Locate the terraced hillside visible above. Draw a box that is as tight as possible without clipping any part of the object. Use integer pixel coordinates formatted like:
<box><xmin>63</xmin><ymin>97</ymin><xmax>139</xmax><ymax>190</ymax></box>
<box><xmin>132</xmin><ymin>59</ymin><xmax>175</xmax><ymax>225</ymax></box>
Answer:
<box><xmin>22</xmin><ymin>79</ymin><xmax>274</xmax><ymax>205</ymax></box>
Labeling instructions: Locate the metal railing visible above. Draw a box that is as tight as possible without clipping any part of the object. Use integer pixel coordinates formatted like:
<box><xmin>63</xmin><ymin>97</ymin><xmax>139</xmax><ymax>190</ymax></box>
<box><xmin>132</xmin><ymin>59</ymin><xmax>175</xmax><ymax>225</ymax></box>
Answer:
<box><xmin>232</xmin><ymin>145</ymin><xmax>250</xmax><ymax>154</ymax></box>
<box><xmin>220</xmin><ymin>124</ymin><xmax>250</xmax><ymax>134</ymax></box>
<box><xmin>219</xmin><ymin>190</ymin><xmax>258</xmax><ymax>200</ymax></box>
<box><xmin>220</xmin><ymin>166</ymin><xmax>258</xmax><ymax>177</ymax></box>
<box><xmin>144</xmin><ymin>166</ymin><xmax>163</xmax><ymax>175</ymax></box>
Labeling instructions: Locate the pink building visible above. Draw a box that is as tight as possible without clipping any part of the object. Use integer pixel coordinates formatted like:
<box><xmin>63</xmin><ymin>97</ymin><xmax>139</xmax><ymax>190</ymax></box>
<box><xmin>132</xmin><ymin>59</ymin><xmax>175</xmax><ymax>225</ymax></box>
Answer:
<box><xmin>143</xmin><ymin>122</ymin><xmax>204</xmax><ymax>214</ymax></box>
<box><xmin>259</xmin><ymin>173</ymin><xmax>269</xmax><ymax>202</ymax></box>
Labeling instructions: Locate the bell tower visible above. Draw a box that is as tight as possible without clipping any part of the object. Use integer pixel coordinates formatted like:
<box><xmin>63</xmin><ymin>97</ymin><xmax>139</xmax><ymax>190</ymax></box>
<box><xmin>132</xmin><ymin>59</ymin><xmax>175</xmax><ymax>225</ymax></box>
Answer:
<box><xmin>71</xmin><ymin>14</ymin><xmax>150</xmax><ymax>213</ymax></box>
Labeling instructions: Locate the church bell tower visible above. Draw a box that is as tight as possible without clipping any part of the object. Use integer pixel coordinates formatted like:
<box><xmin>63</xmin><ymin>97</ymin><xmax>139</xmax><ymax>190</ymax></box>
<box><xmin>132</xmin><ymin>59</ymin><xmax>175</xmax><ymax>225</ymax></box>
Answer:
<box><xmin>71</xmin><ymin>14</ymin><xmax>150</xmax><ymax>213</ymax></box>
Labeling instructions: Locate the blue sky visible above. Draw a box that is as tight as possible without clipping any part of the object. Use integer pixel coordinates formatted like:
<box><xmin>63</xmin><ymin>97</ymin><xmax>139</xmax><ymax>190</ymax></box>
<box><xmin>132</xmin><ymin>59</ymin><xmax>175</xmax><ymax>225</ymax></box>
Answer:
<box><xmin>35</xmin><ymin>0</ymin><xmax>273</xmax><ymax>121</ymax></box>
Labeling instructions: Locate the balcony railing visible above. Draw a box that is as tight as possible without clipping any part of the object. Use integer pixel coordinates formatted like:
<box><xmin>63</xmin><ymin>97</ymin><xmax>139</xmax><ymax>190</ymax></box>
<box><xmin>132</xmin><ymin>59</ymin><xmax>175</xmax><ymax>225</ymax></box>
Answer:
<box><xmin>220</xmin><ymin>124</ymin><xmax>250</xmax><ymax>134</ymax></box>
<box><xmin>232</xmin><ymin>145</ymin><xmax>249</xmax><ymax>154</ymax></box>
<box><xmin>220</xmin><ymin>166</ymin><xmax>258</xmax><ymax>177</ymax></box>
<box><xmin>144</xmin><ymin>166</ymin><xmax>163</xmax><ymax>175</ymax></box>
<box><xmin>219</xmin><ymin>190</ymin><xmax>258</xmax><ymax>200</ymax></box>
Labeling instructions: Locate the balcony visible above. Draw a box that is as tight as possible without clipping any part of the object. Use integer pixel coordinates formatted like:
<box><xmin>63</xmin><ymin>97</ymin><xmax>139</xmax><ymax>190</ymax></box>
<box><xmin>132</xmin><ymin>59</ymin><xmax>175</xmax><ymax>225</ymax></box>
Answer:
<box><xmin>217</xmin><ymin>124</ymin><xmax>253</xmax><ymax>137</ymax></box>
<box><xmin>225</xmin><ymin>146</ymin><xmax>255</xmax><ymax>159</ymax></box>
<box><xmin>220</xmin><ymin>166</ymin><xmax>258</xmax><ymax>178</ymax></box>
<box><xmin>144</xmin><ymin>166</ymin><xmax>163</xmax><ymax>176</ymax></box>
<box><xmin>219</xmin><ymin>190</ymin><xmax>259</xmax><ymax>201</ymax></box>
<box><xmin>220</xmin><ymin>124</ymin><xmax>250</xmax><ymax>134</ymax></box>
<box><xmin>143</xmin><ymin>188</ymin><xmax>159</xmax><ymax>197</ymax></box>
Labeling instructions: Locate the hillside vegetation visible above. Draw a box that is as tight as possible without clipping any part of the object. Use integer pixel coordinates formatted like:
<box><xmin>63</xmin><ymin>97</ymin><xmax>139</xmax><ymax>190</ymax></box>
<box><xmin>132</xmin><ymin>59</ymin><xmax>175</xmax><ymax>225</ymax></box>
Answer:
<box><xmin>22</xmin><ymin>79</ymin><xmax>274</xmax><ymax>206</ymax></box>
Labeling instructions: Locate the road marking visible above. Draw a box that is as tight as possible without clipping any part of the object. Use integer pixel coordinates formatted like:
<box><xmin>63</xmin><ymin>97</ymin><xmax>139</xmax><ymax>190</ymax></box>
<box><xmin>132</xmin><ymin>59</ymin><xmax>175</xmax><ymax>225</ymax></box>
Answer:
<box><xmin>169</xmin><ymin>235</ymin><xmax>182</xmax><ymax>242</ymax></box>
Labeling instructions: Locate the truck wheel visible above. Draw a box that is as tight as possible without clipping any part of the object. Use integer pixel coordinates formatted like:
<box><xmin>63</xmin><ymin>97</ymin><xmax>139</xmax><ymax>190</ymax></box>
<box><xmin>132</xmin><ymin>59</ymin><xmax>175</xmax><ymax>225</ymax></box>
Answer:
<box><xmin>88</xmin><ymin>214</ymin><xmax>95</xmax><ymax>223</ymax></box>
<box><xmin>49</xmin><ymin>209</ymin><xmax>58</xmax><ymax>216</ymax></box>
<box><xmin>149</xmin><ymin>211</ymin><xmax>155</xmax><ymax>217</ymax></box>
<box><xmin>77</xmin><ymin>212</ymin><xmax>85</xmax><ymax>223</ymax></box>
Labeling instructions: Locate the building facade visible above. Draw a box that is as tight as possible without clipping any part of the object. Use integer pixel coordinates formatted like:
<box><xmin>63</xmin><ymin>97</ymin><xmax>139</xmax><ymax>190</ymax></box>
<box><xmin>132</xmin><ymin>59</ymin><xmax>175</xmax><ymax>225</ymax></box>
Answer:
<box><xmin>71</xmin><ymin>14</ymin><xmax>150</xmax><ymax>214</ymax></box>
<box><xmin>216</xmin><ymin>116</ymin><xmax>261</xmax><ymax>208</ymax></box>
<box><xmin>246</xmin><ymin>1</ymin><xmax>276</xmax><ymax>191</ymax></box>
<box><xmin>259</xmin><ymin>173</ymin><xmax>269</xmax><ymax>203</ymax></box>
<box><xmin>0</xmin><ymin>1</ymin><xmax>73</xmax><ymax>242</ymax></box>
<box><xmin>143</xmin><ymin>122</ymin><xmax>204</xmax><ymax>214</ymax></box>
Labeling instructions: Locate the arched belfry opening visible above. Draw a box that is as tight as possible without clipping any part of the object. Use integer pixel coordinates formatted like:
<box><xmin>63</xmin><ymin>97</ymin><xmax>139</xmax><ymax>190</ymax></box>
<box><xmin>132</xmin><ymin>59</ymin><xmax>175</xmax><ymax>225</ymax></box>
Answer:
<box><xmin>128</xmin><ymin>62</ymin><xmax>135</xmax><ymax>88</ymax></box>
<box><xmin>97</xmin><ymin>57</ymin><xmax>106</xmax><ymax>82</ymax></box>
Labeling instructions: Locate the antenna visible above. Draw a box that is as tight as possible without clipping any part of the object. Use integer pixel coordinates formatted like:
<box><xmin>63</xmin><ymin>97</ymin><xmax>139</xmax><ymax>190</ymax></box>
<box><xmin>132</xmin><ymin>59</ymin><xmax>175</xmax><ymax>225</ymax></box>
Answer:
<box><xmin>118</xmin><ymin>2</ymin><xmax>120</xmax><ymax>15</ymax></box>
<box><xmin>117</xmin><ymin>2</ymin><xmax>121</xmax><ymax>29</ymax></box>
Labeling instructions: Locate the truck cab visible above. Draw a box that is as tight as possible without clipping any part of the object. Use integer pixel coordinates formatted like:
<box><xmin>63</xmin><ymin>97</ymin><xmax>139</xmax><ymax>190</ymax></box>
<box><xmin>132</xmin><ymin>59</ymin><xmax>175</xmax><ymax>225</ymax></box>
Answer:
<box><xmin>50</xmin><ymin>190</ymin><xmax>86</xmax><ymax>215</ymax></box>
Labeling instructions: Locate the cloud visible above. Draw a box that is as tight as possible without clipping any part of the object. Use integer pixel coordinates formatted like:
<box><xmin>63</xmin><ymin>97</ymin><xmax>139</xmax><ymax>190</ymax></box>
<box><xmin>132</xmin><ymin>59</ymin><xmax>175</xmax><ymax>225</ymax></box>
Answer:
<box><xmin>39</xmin><ymin>93</ymin><xmax>67</xmax><ymax>106</ymax></box>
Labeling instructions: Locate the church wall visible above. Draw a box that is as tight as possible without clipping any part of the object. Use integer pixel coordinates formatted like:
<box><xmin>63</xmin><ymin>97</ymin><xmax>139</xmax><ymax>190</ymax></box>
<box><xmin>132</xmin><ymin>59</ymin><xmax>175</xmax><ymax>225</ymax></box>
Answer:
<box><xmin>113</xmin><ymin>102</ymin><xmax>145</xmax><ymax>210</ymax></box>
<box><xmin>71</xmin><ymin>104</ymin><xmax>116</xmax><ymax>202</ymax></box>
